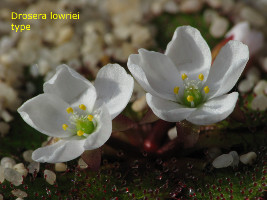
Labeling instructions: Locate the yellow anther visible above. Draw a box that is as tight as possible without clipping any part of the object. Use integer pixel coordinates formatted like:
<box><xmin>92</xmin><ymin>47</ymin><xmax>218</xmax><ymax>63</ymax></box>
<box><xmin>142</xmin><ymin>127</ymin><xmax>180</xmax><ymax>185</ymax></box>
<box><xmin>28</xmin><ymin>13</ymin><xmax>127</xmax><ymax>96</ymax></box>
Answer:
<box><xmin>198</xmin><ymin>73</ymin><xmax>204</xmax><ymax>81</ymax></box>
<box><xmin>62</xmin><ymin>124</ymin><xmax>68</xmax><ymax>131</ymax></box>
<box><xmin>79</xmin><ymin>104</ymin><xmax>86</xmax><ymax>110</ymax></box>
<box><xmin>181</xmin><ymin>73</ymin><xmax>187</xmax><ymax>80</ymax></box>
<box><xmin>66</xmin><ymin>107</ymin><xmax>73</xmax><ymax>114</ymax></box>
<box><xmin>187</xmin><ymin>95</ymin><xmax>194</xmax><ymax>102</ymax></box>
<box><xmin>204</xmin><ymin>86</ymin><xmax>210</xmax><ymax>94</ymax></box>
<box><xmin>87</xmin><ymin>115</ymin><xmax>94</xmax><ymax>121</ymax></box>
<box><xmin>77</xmin><ymin>130</ymin><xmax>84</xmax><ymax>136</ymax></box>
<box><xmin>173</xmin><ymin>87</ymin><xmax>179</xmax><ymax>95</ymax></box>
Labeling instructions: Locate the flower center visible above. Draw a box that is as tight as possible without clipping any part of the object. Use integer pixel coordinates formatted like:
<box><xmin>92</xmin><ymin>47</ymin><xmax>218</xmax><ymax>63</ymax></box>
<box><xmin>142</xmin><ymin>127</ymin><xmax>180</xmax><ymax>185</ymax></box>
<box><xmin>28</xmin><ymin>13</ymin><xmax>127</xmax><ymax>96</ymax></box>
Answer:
<box><xmin>62</xmin><ymin>104</ymin><xmax>96</xmax><ymax>137</ymax></box>
<box><xmin>173</xmin><ymin>73</ymin><xmax>210</xmax><ymax>108</ymax></box>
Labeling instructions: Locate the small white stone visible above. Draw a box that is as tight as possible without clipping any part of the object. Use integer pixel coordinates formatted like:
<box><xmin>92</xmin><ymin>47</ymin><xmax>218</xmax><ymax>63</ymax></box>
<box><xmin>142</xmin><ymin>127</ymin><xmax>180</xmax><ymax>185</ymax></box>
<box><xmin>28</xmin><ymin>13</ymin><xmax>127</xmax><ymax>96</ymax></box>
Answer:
<box><xmin>1</xmin><ymin>110</ymin><xmax>13</xmax><ymax>122</ymax></box>
<box><xmin>206</xmin><ymin>0</ymin><xmax>222</xmax><ymax>9</ymax></box>
<box><xmin>180</xmin><ymin>0</ymin><xmax>203</xmax><ymax>13</ymax></box>
<box><xmin>0</xmin><ymin>166</ymin><xmax>5</xmax><ymax>183</ymax></box>
<box><xmin>221</xmin><ymin>0</ymin><xmax>234</xmax><ymax>12</ymax></box>
<box><xmin>0</xmin><ymin>122</ymin><xmax>10</xmax><ymax>137</ymax></box>
<box><xmin>131</xmin><ymin>95</ymin><xmax>147</xmax><ymax>112</ymax></box>
<box><xmin>163</xmin><ymin>1</ymin><xmax>179</xmax><ymax>14</ymax></box>
<box><xmin>15</xmin><ymin>198</ymin><xmax>24</xmax><ymax>200</ymax></box>
<box><xmin>55</xmin><ymin>163</ymin><xmax>67</xmax><ymax>172</ymax></box>
<box><xmin>240</xmin><ymin>152</ymin><xmax>257</xmax><ymax>165</ymax></box>
<box><xmin>56</xmin><ymin>26</ymin><xmax>74</xmax><ymax>45</ymax></box>
<box><xmin>27</xmin><ymin>162</ymin><xmax>40</xmax><ymax>174</ymax></box>
<box><xmin>253</xmin><ymin>80</ymin><xmax>267</xmax><ymax>96</ymax></box>
<box><xmin>240</xmin><ymin>7</ymin><xmax>266</xmax><ymax>27</ymax></box>
<box><xmin>78</xmin><ymin>158</ymin><xmax>88</xmax><ymax>169</ymax></box>
<box><xmin>212</xmin><ymin>154</ymin><xmax>233</xmax><ymax>168</ymax></box>
<box><xmin>251</xmin><ymin>95</ymin><xmax>267</xmax><ymax>111</ymax></box>
<box><xmin>4</xmin><ymin>168</ymin><xmax>23</xmax><ymax>186</ymax></box>
<box><xmin>22</xmin><ymin>150</ymin><xmax>34</xmax><ymax>163</ymax></box>
<box><xmin>29</xmin><ymin>64</ymin><xmax>40</xmax><ymax>78</ymax></box>
<box><xmin>11</xmin><ymin>189</ymin><xmax>27</xmax><ymax>198</ymax></box>
<box><xmin>13</xmin><ymin>163</ymin><xmax>28</xmax><ymax>177</ymax></box>
<box><xmin>167</xmin><ymin>127</ymin><xmax>177</xmax><ymax>140</ymax></box>
<box><xmin>0</xmin><ymin>194</ymin><xmax>3</xmax><ymax>200</ymax></box>
<box><xmin>246</xmin><ymin>67</ymin><xmax>260</xmax><ymax>84</ymax></box>
<box><xmin>229</xmin><ymin>151</ymin><xmax>239</xmax><ymax>167</ymax></box>
<box><xmin>209</xmin><ymin>16</ymin><xmax>229</xmax><ymax>38</ymax></box>
<box><xmin>203</xmin><ymin>9</ymin><xmax>218</xmax><ymax>24</ymax></box>
<box><xmin>238</xmin><ymin>79</ymin><xmax>254</xmax><ymax>93</ymax></box>
<box><xmin>1</xmin><ymin>157</ymin><xmax>16</xmax><ymax>168</ymax></box>
<box><xmin>44</xmin><ymin>170</ymin><xmax>56</xmax><ymax>185</ymax></box>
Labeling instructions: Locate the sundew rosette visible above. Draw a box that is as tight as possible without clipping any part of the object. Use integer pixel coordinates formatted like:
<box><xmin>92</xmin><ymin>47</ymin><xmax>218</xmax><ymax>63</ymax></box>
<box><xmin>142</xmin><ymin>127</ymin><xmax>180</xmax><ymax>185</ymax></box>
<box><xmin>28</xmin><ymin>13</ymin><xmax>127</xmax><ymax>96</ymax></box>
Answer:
<box><xmin>128</xmin><ymin>26</ymin><xmax>249</xmax><ymax>125</ymax></box>
<box><xmin>18</xmin><ymin>64</ymin><xmax>134</xmax><ymax>163</ymax></box>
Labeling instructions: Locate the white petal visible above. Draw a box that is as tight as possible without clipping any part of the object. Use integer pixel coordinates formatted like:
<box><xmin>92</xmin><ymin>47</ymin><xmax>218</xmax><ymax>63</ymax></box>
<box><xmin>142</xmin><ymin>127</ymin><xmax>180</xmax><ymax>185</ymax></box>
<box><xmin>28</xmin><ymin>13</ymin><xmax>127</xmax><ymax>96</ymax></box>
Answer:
<box><xmin>146</xmin><ymin>93</ymin><xmax>196</xmax><ymax>122</ymax></box>
<box><xmin>225</xmin><ymin>22</ymin><xmax>250</xmax><ymax>41</ymax></box>
<box><xmin>128</xmin><ymin>49</ymin><xmax>182</xmax><ymax>101</ymax></box>
<box><xmin>32</xmin><ymin>139</ymin><xmax>85</xmax><ymax>163</ymax></box>
<box><xmin>18</xmin><ymin>93</ymin><xmax>72</xmax><ymax>138</ymax></box>
<box><xmin>44</xmin><ymin>64</ymin><xmax>97</xmax><ymax>110</ymax></box>
<box><xmin>205</xmin><ymin>41</ymin><xmax>249</xmax><ymax>99</ymax></box>
<box><xmin>94</xmin><ymin>64</ymin><xmax>134</xmax><ymax>119</ymax></box>
<box><xmin>83</xmin><ymin>105</ymin><xmax>112</xmax><ymax>150</ymax></box>
<box><xmin>187</xmin><ymin>92</ymin><xmax>238</xmax><ymax>125</ymax></box>
<box><xmin>165</xmin><ymin>26</ymin><xmax>211</xmax><ymax>81</ymax></box>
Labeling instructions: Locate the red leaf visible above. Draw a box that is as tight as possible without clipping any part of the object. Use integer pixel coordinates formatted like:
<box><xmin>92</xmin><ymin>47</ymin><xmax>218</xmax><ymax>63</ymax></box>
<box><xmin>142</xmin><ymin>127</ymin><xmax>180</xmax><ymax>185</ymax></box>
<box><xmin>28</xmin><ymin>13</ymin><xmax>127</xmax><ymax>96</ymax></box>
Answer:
<box><xmin>140</xmin><ymin>108</ymin><xmax>159</xmax><ymax>124</ymax></box>
<box><xmin>81</xmin><ymin>148</ymin><xmax>102</xmax><ymax>171</ymax></box>
<box><xmin>112</xmin><ymin>114</ymin><xmax>137</xmax><ymax>132</ymax></box>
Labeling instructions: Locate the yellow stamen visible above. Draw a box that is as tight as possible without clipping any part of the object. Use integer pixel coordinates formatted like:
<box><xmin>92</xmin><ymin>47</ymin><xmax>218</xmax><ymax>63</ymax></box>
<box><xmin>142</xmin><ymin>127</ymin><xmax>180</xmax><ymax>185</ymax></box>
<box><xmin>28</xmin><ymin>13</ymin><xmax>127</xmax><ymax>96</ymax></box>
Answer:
<box><xmin>87</xmin><ymin>115</ymin><xmax>94</xmax><ymax>121</ymax></box>
<box><xmin>77</xmin><ymin>130</ymin><xmax>84</xmax><ymax>136</ymax></box>
<box><xmin>79</xmin><ymin>104</ymin><xmax>86</xmax><ymax>110</ymax></box>
<box><xmin>62</xmin><ymin>124</ymin><xmax>68</xmax><ymax>131</ymax></box>
<box><xmin>187</xmin><ymin>95</ymin><xmax>194</xmax><ymax>102</ymax></box>
<box><xmin>173</xmin><ymin>87</ymin><xmax>179</xmax><ymax>94</ymax></box>
<box><xmin>204</xmin><ymin>86</ymin><xmax>210</xmax><ymax>94</ymax></box>
<box><xmin>66</xmin><ymin>107</ymin><xmax>73</xmax><ymax>114</ymax></box>
<box><xmin>181</xmin><ymin>73</ymin><xmax>187</xmax><ymax>81</ymax></box>
<box><xmin>198</xmin><ymin>73</ymin><xmax>204</xmax><ymax>81</ymax></box>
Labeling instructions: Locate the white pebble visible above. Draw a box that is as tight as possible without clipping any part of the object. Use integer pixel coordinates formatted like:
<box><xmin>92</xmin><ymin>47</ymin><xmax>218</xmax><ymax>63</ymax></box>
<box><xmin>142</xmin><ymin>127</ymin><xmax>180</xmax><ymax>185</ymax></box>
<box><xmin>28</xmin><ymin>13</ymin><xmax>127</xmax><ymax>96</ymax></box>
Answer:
<box><xmin>238</xmin><ymin>79</ymin><xmax>254</xmax><ymax>93</ymax></box>
<box><xmin>55</xmin><ymin>163</ymin><xmax>67</xmax><ymax>172</ymax></box>
<box><xmin>180</xmin><ymin>0</ymin><xmax>203</xmax><ymax>13</ymax></box>
<box><xmin>240</xmin><ymin>152</ymin><xmax>257</xmax><ymax>165</ymax></box>
<box><xmin>212</xmin><ymin>154</ymin><xmax>233</xmax><ymax>168</ymax></box>
<box><xmin>221</xmin><ymin>0</ymin><xmax>234</xmax><ymax>12</ymax></box>
<box><xmin>253</xmin><ymin>80</ymin><xmax>267</xmax><ymax>96</ymax></box>
<box><xmin>251</xmin><ymin>95</ymin><xmax>267</xmax><ymax>111</ymax></box>
<box><xmin>22</xmin><ymin>150</ymin><xmax>34</xmax><ymax>162</ymax></box>
<box><xmin>4</xmin><ymin>168</ymin><xmax>23</xmax><ymax>186</ymax></box>
<box><xmin>206</xmin><ymin>0</ymin><xmax>222</xmax><ymax>9</ymax></box>
<box><xmin>44</xmin><ymin>170</ymin><xmax>56</xmax><ymax>185</ymax></box>
<box><xmin>13</xmin><ymin>163</ymin><xmax>28</xmax><ymax>177</ymax></box>
<box><xmin>246</xmin><ymin>67</ymin><xmax>260</xmax><ymax>84</ymax></box>
<box><xmin>203</xmin><ymin>9</ymin><xmax>218</xmax><ymax>24</ymax></box>
<box><xmin>163</xmin><ymin>1</ymin><xmax>179</xmax><ymax>14</ymax></box>
<box><xmin>131</xmin><ymin>95</ymin><xmax>147</xmax><ymax>112</ymax></box>
<box><xmin>0</xmin><ymin>166</ymin><xmax>5</xmax><ymax>183</ymax></box>
<box><xmin>0</xmin><ymin>194</ymin><xmax>3</xmax><ymax>200</ymax></box>
<box><xmin>1</xmin><ymin>110</ymin><xmax>13</xmax><ymax>122</ymax></box>
<box><xmin>11</xmin><ymin>189</ymin><xmax>27</xmax><ymax>198</ymax></box>
<box><xmin>229</xmin><ymin>151</ymin><xmax>239</xmax><ymax>167</ymax></box>
<box><xmin>27</xmin><ymin>161</ymin><xmax>40</xmax><ymax>174</ymax></box>
<box><xmin>260</xmin><ymin>57</ymin><xmax>267</xmax><ymax>72</ymax></box>
<box><xmin>1</xmin><ymin>157</ymin><xmax>16</xmax><ymax>168</ymax></box>
<box><xmin>167</xmin><ymin>127</ymin><xmax>177</xmax><ymax>140</ymax></box>
<box><xmin>240</xmin><ymin>7</ymin><xmax>266</xmax><ymax>27</ymax></box>
<box><xmin>209</xmin><ymin>16</ymin><xmax>229</xmax><ymax>38</ymax></box>
<box><xmin>78</xmin><ymin>158</ymin><xmax>88</xmax><ymax>169</ymax></box>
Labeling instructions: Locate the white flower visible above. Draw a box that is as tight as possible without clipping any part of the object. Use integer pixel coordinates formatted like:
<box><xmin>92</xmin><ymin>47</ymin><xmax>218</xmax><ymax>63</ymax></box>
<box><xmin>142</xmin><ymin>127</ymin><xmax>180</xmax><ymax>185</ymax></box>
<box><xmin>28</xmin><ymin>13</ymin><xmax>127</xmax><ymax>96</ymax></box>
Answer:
<box><xmin>225</xmin><ymin>22</ymin><xmax>264</xmax><ymax>55</ymax></box>
<box><xmin>18</xmin><ymin>64</ymin><xmax>134</xmax><ymax>163</ymax></box>
<box><xmin>128</xmin><ymin>26</ymin><xmax>249</xmax><ymax>125</ymax></box>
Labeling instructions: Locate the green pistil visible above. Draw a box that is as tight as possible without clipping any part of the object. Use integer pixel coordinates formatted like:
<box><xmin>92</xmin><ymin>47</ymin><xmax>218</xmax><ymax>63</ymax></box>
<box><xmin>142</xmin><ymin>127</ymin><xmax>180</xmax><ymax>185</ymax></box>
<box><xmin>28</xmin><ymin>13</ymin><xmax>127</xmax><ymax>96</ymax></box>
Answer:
<box><xmin>76</xmin><ymin>120</ymin><xmax>95</xmax><ymax>135</ymax></box>
<box><xmin>183</xmin><ymin>87</ymin><xmax>203</xmax><ymax>107</ymax></box>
